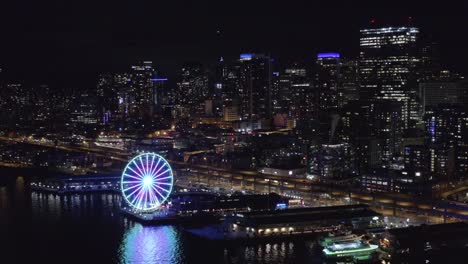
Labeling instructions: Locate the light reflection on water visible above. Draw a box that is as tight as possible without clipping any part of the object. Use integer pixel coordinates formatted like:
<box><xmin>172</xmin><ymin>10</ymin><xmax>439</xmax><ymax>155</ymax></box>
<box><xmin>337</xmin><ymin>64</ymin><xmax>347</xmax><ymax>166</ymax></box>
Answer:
<box><xmin>1</xmin><ymin>174</ymin><xmax>321</xmax><ymax>264</ymax></box>
<box><xmin>119</xmin><ymin>224</ymin><xmax>184</xmax><ymax>264</ymax></box>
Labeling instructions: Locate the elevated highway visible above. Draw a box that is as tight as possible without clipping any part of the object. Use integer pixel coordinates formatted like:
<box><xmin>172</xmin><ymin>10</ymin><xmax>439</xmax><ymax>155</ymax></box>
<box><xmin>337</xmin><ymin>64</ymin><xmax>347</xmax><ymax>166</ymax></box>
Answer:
<box><xmin>2</xmin><ymin>135</ymin><xmax>468</xmax><ymax>220</ymax></box>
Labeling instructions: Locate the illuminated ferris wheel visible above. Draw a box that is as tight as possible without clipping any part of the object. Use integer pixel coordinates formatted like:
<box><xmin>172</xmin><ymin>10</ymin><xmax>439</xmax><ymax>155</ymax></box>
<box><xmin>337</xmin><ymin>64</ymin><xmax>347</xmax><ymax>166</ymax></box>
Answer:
<box><xmin>121</xmin><ymin>153</ymin><xmax>174</xmax><ymax>211</ymax></box>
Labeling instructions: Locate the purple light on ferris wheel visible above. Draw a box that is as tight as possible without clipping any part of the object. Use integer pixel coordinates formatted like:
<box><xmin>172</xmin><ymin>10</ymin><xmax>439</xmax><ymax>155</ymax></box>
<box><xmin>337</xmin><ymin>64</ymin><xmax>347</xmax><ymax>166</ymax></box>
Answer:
<box><xmin>121</xmin><ymin>153</ymin><xmax>174</xmax><ymax>211</ymax></box>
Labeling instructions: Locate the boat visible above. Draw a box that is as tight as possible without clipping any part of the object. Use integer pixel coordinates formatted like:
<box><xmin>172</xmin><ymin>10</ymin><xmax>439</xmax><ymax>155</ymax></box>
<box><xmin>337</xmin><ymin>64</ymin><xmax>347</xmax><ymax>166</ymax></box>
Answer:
<box><xmin>322</xmin><ymin>239</ymin><xmax>378</xmax><ymax>260</ymax></box>
<box><xmin>319</xmin><ymin>232</ymin><xmax>363</xmax><ymax>247</ymax></box>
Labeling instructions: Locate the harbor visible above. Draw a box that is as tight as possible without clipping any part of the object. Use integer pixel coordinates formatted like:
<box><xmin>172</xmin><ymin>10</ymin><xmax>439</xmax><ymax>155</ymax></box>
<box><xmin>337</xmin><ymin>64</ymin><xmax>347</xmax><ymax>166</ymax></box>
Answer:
<box><xmin>25</xmin><ymin>154</ymin><xmax>468</xmax><ymax>263</ymax></box>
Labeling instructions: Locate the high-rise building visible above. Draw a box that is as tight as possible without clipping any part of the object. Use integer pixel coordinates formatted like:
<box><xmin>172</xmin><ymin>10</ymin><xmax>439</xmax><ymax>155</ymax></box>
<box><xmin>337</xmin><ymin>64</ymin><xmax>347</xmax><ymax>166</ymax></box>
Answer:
<box><xmin>424</xmin><ymin>104</ymin><xmax>468</xmax><ymax>180</ymax></box>
<box><xmin>272</xmin><ymin>72</ymin><xmax>292</xmax><ymax>115</ymax></box>
<box><xmin>419</xmin><ymin>39</ymin><xmax>441</xmax><ymax>82</ymax></box>
<box><xmin>238</xmin><ymin>53</ymin><xmax>272</xmax><ymax>121</ymax></box>
<box><xmin>175</xmin><ymin>63</ymin><xmax>209</xmax><ymax>118</ymax></box>
<box><xmin>341</xmin><ymin>100</ymin><xmax>403</xmax><ymax>167</ymax></box>
<box><xmin>128</xmin><ymin>61</ymin><xmax>158</xmax><ymax>117</ymax></box>
<box><xmin>339</xmin><ymin>59</ymin><xmax>360</xmax><ymax>107</ymax></box>
<box><xmin>359</xmin><ymin>26</ymin><xmax>420</xmax><ymax>128</ymax></box>
<box><xmin>214</xmin><ymin>58</ymin><xmax>241</xmax><ymax>111</ymax></box>
<box><xmin>96</xmin><ymin>61</ymin><xmax>164</xmax><ymax>130</ymax></box>
<box><xmin>314</xmin><ymin>52</ymin><xmax>359</xmax><ymax>112</ymax></box>
<box><xmin>272</xmin><ymin>63</ymin><xmax>312</xmax><ymax>119</ymax></box>
<box><xmin>315</xmin><ymin>53</ymin><xmax>340</xmax><ymax>114</ymax></box>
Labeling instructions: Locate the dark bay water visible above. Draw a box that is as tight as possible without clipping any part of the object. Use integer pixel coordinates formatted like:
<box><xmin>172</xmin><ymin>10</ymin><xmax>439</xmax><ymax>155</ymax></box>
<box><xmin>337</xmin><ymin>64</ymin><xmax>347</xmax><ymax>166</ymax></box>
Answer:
<box><xmin>0</xmin><ymin>170</ymin><xmax>322</xmax><ymax>264</ymax></box>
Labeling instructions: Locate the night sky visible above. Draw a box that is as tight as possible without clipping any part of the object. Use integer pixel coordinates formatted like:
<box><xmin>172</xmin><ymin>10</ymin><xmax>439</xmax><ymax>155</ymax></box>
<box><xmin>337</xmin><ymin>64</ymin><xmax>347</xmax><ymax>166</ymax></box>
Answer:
<box><xmin>1</xmin><ymin>1</ymin><xmax>467</xmax><ymax>89</ymax></box>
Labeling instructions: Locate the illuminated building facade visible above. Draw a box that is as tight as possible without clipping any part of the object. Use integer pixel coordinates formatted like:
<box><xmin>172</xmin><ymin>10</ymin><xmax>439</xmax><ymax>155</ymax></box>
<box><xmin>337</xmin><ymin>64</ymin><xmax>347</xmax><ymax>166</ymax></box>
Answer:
<box><xmin>338</xmin><ymin>59</ymin><xmax>359</xmax><ymax>107</ymax></box>
<box><xmin>96</xmin><ymin>61</ymin><xmax>167</xmax><ymax>130</ymax></box>
<box><xmin>238</xmin><ymin>53</ymin><xmax>272</xmax><ymax>121</ymax></box>
<box><xmin>272</xmin><ymin>63</ymin><xmax>312</xmax><ymax>119</ymax></box>
<box><xmin>424</xmin><ymin>104</ymin><xmax>468</xmax><ymax>180</ymax></box>
<box><xmin>315</xmin><ymin>53</ymin><xmax>340</xmax><ymax>114</ymax></box>
<box><xmin>127</xmin><ymin>61</ymin><xmax>158</xmax><ymax>117</ymax></box>
<box><xmin>176</xmin><ymin>63</ymin><xmax>209</xmax><ymax>118</ymax></box>
<box><xmin>341</xmin><ymin>100</ymin><xmax>403</xmax><ymax>168</ymax></box>
<box><xmin>359</xmin><ymin>26</ymin><xmax>420</xmax><ymax>128</ymax></box>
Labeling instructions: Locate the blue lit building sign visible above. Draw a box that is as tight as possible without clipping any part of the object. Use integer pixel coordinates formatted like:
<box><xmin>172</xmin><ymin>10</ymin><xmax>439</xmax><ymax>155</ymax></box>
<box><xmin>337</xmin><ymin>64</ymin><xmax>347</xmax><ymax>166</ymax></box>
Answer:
<box><xmin>317</xmin><ymin>53</ymin><xmax>340</xmax><ymax>59</ymax></box>
<box><xmin>151</xmin><ymin>78</ymin><xmax>168</xmax><ymax>81</ymax></box>
<box><xmin>240</xmin><ymin>53</ymin><xmax>254</xmax><ymax>60</ymax></box>
<box><xmin>275</xmin><ymin>203</ymin><xmax>287</xmax><ymax>210</ymax></box>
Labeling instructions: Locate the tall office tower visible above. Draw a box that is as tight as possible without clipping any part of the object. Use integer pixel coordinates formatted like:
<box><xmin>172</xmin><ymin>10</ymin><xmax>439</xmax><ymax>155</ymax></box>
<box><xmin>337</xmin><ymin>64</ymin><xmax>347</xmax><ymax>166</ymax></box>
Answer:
<box><xmin>175</xmin><ymin>63</ymin><xmax>209</xmax><ymax>118</ymax></box>
<box><xmin>272</xmin><ymin>63</ymin><xmax>312</xmax><ymax>118</ymax></box>
<box><xmin>359</xmin><ymin>26</ymin><xmax>420</xmax><ymax>128</ymax></box>
<box><xmin>128</xmin><ymin>61</ymin><xmax>158</xmax><ymax>117</ymax></box>
<box><xmin>315</xmin><ymin>53</ymin><xmax>340</xmax><ymax>115</ymax></box>
<box><xmin>238</xmin><ymin>53</ymin><xmax>272</xmax><ymax>122</ymax></box>
<box><xmin>315</xmin><ymin>53</ymin><xmax>359</xmax><ymax>111</ymax></box>
<box><xmin>96</xmin><ymin>61</ymin><xmax>165</xmax><ymax>131</ymax></box>
<box><xmin>419</xmin><ymin>40</ymin><xmax>441</xmax><ymax>82</ymax></box>
<box><xmin>338</xmin><ymin>59</ymin><xmax>359</xmax><ymax>107</ymax></box>
<box><xmin>97</xmin><ymin>72</ymin><xmax>132</xmax><ymax>130</ymax></box>
<box><xmin>214</xmin><ymin>58</ymin><xmax>241</xmax><ymax>109</ymax></box>
<box><xmin>287</xmin><ymin>64</ymin><xmax>312</xmax><ymax>119</ymax></box>
<box><xmin>272</xmin><ymin>72</ymin><xmax>291</xmax><ymax>115</ymax></box>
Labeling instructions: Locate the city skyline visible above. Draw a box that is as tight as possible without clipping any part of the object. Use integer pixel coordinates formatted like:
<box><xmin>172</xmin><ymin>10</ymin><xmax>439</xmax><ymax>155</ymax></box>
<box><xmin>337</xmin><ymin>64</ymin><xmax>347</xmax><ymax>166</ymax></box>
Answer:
<box><xmin>1</xmin><ymin>1</ymin><xmax>467</xmax><ymax>88</ymax></box>
<box><xmin>2</xmin><ymin>2</ymin><xmax>468</xmax><ymax>263</ymax></box>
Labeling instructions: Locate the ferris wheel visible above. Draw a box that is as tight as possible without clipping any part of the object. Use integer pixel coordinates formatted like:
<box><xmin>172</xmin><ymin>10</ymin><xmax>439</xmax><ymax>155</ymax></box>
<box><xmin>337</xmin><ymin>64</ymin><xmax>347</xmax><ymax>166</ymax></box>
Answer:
<box><xmin>121</xmin><ymin>153</ymin><xmax>174</xmax><ymax>211</ymax></box>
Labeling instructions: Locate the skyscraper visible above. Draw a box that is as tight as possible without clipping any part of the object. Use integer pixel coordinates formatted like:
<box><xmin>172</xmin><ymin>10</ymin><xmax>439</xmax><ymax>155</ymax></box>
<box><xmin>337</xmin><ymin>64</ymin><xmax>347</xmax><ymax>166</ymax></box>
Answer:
<box><xmin>272</xmin><ymin>63</ymin><xmax>312</xmax><ymax>119</ymax></box>
<box><xmin>175</xmin><ymin>63</ymin><xmax>209</xmax><ymax>118</ymax></box>
<box><xmin>359</xmin><ymin>26</ymin><xmax>420</xmax><ymax>128</ymax></box>
<box><xmin>315</xmin><ymin>53</ymin><xmax>340</xmax><ymax>115</ymax></box>
<box><xmin>96</xmin><ymin>61</ymin><xmax>162</xmax><ymax>130</ymax></box>
<box><xmin>238</xmin><ymin>53</ymin><xmax>272</xmax><ymax>122</ymax></box>
<box><xmin>338</xmin><ymin>59</ymin><xmax>359</xmax><ymax>108</ymax></box>
<box><xmin>128</xmin><ymin>61</ymin><xmax>158</xmax><ymax>117</ymax></box>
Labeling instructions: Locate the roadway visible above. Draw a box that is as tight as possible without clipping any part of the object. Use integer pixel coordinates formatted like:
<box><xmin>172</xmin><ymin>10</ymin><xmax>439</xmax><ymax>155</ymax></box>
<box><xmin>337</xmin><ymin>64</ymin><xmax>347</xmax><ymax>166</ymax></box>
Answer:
<box><xmin>1</xmin><ymin>135</ymin><xmax>468</xmax><ymax>220</ymax></box>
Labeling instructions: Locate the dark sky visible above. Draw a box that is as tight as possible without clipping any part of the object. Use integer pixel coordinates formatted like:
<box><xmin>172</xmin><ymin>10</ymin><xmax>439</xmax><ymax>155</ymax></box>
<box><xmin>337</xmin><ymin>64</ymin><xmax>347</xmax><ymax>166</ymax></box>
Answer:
<box><xmin>1</xmin><ymin>1</ymin><xmax>467</xmax><ymax>88</ymax></box>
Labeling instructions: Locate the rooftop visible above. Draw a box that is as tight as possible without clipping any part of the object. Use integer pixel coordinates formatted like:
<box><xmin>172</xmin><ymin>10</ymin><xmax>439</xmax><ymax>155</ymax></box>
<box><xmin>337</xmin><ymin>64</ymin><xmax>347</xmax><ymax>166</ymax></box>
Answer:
<box><xmin>237</xmin><ymin>204</ymin><xmax>379</xmax><ymax>225</ymax></box>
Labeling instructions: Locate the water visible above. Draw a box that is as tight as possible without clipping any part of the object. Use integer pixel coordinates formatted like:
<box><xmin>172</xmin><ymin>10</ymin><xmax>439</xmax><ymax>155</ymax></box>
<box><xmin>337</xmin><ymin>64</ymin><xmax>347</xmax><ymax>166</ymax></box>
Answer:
<box><xmin>0</xmin><ymin>170</ymin><xmax>322</xmax><ymax>264</ymax></box>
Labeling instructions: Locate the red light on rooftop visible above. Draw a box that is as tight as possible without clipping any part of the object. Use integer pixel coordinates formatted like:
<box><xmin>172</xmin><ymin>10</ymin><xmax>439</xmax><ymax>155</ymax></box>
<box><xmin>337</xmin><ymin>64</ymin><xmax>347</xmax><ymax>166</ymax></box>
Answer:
<box><xmin>370</xmin><ymin>19</ymin><xmax>376</xmax><ymax>24</ymax></box>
